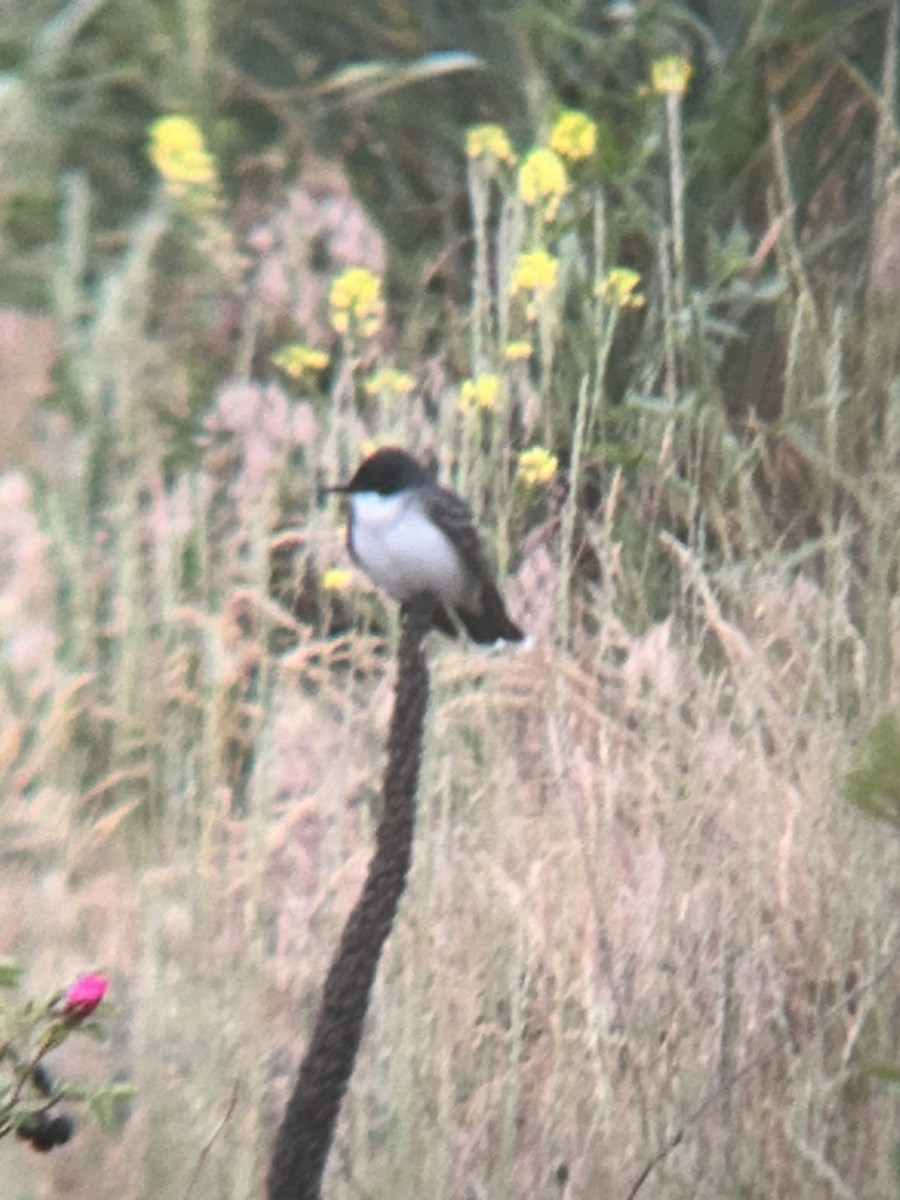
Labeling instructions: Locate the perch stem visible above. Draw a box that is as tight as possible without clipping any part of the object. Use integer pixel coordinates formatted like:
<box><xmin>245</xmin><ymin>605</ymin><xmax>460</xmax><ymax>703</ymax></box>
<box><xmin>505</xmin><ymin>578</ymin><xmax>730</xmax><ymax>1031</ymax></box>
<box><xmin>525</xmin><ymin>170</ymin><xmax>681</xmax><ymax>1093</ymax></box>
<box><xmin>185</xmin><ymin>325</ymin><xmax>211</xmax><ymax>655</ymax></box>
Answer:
<box><xmin>267</xmin><ymin>595</ymin><xmax>434</xmax><ymax>1200</ymax></box>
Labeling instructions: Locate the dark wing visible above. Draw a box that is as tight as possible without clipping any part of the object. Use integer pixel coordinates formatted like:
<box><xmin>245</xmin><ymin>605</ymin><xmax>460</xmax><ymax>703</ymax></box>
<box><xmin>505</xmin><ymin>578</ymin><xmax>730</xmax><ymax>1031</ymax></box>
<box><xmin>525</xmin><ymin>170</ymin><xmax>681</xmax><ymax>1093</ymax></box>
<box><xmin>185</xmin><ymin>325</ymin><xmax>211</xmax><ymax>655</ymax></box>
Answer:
<box><xmin>420</xmin><ymin>486</ymin><xmax>497</xmax><ymax>586</ymax></box>
<box><xmin>421</xmin><ymin>486</ymin><xmax>524</xmax><ymax>644</ymax></box>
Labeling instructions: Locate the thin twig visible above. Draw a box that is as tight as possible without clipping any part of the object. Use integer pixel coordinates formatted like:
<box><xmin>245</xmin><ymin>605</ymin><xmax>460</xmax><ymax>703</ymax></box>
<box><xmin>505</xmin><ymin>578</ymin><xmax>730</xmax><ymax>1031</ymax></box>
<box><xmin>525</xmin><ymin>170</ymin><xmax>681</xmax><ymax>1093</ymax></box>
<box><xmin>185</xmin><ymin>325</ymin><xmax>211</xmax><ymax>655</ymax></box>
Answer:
<box><xmin>183</xmin><ymin>1080</ymin><xmax>240</xmax><ymax>1200</ymax></box>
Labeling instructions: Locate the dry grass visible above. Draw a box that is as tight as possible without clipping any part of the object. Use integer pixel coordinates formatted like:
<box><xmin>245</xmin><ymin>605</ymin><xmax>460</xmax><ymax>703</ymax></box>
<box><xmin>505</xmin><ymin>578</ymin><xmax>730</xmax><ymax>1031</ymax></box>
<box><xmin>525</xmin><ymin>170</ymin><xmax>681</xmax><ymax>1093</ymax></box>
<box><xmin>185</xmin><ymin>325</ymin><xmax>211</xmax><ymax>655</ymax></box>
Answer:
<box><xmin>1</xmin><ymin>406</ymin><xmax>898</xmax><ymax>1198</ymax></box>
<box><xmin>2</xmin><ymin>41</ymin><xmax>900</xmax><ymax>1195</ymax></box>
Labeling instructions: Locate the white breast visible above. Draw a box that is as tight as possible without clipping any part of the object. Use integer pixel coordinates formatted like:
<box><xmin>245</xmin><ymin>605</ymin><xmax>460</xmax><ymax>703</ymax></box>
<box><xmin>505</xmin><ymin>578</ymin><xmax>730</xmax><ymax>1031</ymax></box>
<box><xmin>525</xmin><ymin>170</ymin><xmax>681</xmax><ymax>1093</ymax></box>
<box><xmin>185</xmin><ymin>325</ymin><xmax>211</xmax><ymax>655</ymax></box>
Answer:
<box><xmin>350</xmin><ymin>491</ymin><xmax>474</xmax><ymax>605</ymax></box>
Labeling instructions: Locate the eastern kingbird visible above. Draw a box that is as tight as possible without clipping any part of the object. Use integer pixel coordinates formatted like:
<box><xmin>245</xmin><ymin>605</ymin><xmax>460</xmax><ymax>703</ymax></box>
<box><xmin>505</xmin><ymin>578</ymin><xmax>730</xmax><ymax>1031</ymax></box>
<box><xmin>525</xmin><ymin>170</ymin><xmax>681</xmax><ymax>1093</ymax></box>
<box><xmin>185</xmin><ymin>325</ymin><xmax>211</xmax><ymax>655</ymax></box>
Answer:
<box><xmin>327</xmin><ymin>447</ymin><xmax>524</xmax><ymax>644</ymax></box>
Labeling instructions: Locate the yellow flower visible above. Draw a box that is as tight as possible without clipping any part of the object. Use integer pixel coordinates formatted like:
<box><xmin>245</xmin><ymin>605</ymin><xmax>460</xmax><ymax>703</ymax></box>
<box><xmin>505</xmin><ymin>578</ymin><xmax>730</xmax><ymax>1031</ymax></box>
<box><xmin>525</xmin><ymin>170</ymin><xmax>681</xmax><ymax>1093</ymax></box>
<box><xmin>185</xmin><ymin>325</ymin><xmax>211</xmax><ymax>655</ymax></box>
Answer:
<box><xmin>504</xmin><ymin>341</ymin><xmax>533</xmax><ymax>362</ymax></box>
<box><xmin>595</xmin><ymin>266</ymin><xmax>645</xmax><ymax>309</ymax></box>
<box><xmin>459</xmin><ymin>374</ymin><xmax>502</xmax><ymax>412</ymax></box>
<box><xmin>329</xmin><ymin>267</ymin><xmax>384</xmax><ymax>338</ymax></box>
<box><xmin>149</xmin><ymin>115</ymin><xmax>217</xmax><ymax>189</ymax></box>
<box><xmin>517</xmin><ymin>446</ymin><xmax>559</xmax><ymax>486</ymax></box>
<box><xmin>510</xmin><ymin>250</ymin><xmax>560</xmax><ymax>295</ymax></box>
<box><xmin>322</xmin><ymin>567</ymin><xmax>354</xmax><ymax>593</ymax></box>
<box><xmin>651</xmin><ymin>55</ymin><xmax>693</xmax><ymax>97</ymax></box>
<box><xmin>550</xmin><ymin>110</ymin><xmax>598</xmax><ymax>161</ymax></box>
<box><xmin>466</xmin><ymin>124</ymin><xmax>517</xmax><ymax>166</ymax></box>
<box><xmin>518</xmin><ymin>148</ymin><xmax>569</xmax><ymax>219</ymax></box>
<box><xmin>272</xmin><ymin>344</ymin><xmax>331</xmax><ymax>378</ymax></box>
<box><xmin>363</xmin><ymin>368</ymin><xmax>416</xmax><ymax>398</ymax></box>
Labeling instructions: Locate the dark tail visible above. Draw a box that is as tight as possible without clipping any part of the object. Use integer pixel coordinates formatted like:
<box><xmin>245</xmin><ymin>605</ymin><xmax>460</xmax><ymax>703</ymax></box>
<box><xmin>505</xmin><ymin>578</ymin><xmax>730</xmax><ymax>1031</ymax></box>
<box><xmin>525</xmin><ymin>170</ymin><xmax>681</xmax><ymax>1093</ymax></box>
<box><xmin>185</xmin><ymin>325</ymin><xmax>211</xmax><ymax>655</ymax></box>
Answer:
<box><xmin>425</xmin><ymin>593</ymin><xmax>524</xmax><ymax>645</ymax></box>
<box><xmin>456</xmin><ymin>585</ymin><xmax>524</xmax><ymax>644</ymax></box>
<box><xmin>429</xmin><ymin>603</ymin><xmax>461</xmax><ymax>639</ymax></box>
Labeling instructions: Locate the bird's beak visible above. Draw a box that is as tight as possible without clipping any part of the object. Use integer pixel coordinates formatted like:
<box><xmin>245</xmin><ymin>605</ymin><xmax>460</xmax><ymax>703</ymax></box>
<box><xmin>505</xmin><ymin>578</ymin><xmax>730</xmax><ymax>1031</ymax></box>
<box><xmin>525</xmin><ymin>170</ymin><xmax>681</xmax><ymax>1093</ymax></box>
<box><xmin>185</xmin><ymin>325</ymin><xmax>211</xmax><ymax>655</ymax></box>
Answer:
<box><xmin>318</xmin><ymin>482</ymin><xmax>349</xmax><ymax>501</ymax></box>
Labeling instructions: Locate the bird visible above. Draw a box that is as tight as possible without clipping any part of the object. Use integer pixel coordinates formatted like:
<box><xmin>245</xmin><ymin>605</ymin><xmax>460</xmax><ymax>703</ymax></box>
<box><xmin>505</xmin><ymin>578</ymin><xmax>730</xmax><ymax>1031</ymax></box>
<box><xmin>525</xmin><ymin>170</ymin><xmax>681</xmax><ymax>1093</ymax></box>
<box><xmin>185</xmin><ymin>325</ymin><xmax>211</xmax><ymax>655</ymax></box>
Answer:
<box><xmin>326</xmin><ymin>446</ymin><xmax>524</xmax><ymax>644</ymax></box>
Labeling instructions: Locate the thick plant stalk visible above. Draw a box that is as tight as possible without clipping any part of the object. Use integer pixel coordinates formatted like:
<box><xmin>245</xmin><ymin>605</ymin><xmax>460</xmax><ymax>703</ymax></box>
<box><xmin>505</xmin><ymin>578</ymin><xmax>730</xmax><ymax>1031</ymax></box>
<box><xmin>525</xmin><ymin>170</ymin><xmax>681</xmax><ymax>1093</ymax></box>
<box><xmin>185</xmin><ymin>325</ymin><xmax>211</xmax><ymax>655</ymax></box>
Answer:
<box><xmin>267</xmin><ymin>595</ymin><xmax>434</xmax><ymax>1200</ymax></box>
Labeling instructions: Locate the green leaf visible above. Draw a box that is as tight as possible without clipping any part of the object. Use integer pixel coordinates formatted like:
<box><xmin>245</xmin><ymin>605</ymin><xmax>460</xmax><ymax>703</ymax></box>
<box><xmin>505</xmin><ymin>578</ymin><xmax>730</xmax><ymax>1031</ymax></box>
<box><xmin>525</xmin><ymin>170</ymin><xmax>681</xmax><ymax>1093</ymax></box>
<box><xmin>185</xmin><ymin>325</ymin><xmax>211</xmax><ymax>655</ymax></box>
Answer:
<box><xmin>89</xmin><ymin>1083</ymin><xmax>136</xmax><ymax>1130</ymax></box>
<box><xmin>856</xmin><ymin>1060</ymin><xmax>900</xmax><ymax>1086</ymax></box>
<box><xmin>843</xmin><ymin>714</ymin><xmax>900</xmax><ymax>832</ymax></box>
<box><xmin>0</xmin><ymin>960</ymin><xmax>23</xmax><ymax>989</ymax></box>
<box><xmin>316</xmin><ymin>51</ymin><xmax>481</xmax><ymax>103</ymax></box>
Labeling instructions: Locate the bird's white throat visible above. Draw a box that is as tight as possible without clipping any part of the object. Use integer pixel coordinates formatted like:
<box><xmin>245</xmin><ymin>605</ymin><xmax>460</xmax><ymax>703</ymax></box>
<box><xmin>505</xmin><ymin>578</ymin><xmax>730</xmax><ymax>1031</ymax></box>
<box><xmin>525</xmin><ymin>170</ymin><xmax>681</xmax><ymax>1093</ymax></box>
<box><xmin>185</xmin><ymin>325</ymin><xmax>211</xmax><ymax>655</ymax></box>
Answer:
<box><xmin>349</xmin><ymin>490</ymin><xmax>474</xmax><ymax>605</ymax></box>
<box><xmin>350</xmin><ymin>490</ymin><xmax>408</xmax><ymax>528</ymax></box>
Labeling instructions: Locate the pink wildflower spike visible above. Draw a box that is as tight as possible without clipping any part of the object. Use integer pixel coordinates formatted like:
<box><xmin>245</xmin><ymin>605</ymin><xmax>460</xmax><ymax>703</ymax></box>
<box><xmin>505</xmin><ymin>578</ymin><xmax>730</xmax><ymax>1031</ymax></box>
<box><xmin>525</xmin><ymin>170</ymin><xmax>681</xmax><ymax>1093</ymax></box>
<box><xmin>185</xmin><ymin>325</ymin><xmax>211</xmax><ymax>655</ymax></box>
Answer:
<box><xmin>63</xmin><ymin>972</ymin><xmax>108</xmax><ymax>1019</ymax></box>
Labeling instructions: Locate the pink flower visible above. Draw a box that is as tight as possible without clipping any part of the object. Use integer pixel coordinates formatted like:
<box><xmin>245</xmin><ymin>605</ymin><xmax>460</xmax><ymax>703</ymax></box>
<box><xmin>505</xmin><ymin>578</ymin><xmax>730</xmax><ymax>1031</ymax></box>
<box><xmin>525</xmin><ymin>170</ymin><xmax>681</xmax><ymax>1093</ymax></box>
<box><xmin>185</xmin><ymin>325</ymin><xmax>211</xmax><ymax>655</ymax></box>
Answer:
<box><xmin>63</xmin><ymin>972</ymin><xmax>108</xmax><ymax>1019</ymax></box>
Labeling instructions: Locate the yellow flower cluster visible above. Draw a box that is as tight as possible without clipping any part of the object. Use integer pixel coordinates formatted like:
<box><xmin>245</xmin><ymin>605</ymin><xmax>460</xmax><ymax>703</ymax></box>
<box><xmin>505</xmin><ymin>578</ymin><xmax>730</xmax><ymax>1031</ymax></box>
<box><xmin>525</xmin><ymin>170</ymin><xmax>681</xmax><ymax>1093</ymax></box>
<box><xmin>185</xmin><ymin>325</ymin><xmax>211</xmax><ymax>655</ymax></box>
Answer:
<box><xmin>518</xmin><ymin>148</ymin><xmax>569</xmax><ymax>219</ymax></box>
<box><xmin>466</xmin><ymin>123</ymin><xmax>517</xmax><ymax>166</ymax></box>
<box><xmin>459</xmin><ymin>374</ymin><xmax>502</xmax><ymax>412</ymax></box>
<box><xmin>651</xmin><ymin>55</ymin><xmax>693</xmax><ymax>97</ymax></box>
<box><xmin>322</xmin><ymin>567</ymin><xmax>354</xmax><ymax>593</ymax></box>
<box><xmin>330</xmin><ymin>268</ymin><xmax>384</xmax><ymax>337</ymax></box>
<box><xmin>364</xmin><ymin>368</ymin><xmax>416</xmax><ymax>398</ymax></box>
<box><xmin>517</xmin><ymin>446</ymin><xmax>559</xmax><ymax>486</ymax></box>
<box><xmin>148</xmin><ymin>115</ymin><xmax>216</xmax><ymax>191</ymax></box>
<box><xmin>272</xmin><ymin>344</ymin><xmax>330</xmax><ymax>378</ymax></box>
<box><xmin>511</xmin><ymin>249</ymin><xmax>560</xmax><ymax>295</ymax></box>
<box><xmin>504</xmin><ymin>341</ymin><xmax>533</xmax><ymax>362</ymax></box>
<box><xmin>596</xmin><ymin>267</ymin><xmax>645</xmax><ymax>309</ymax></box>
<box><xmin>550</xmin><ymin>110</ymin><xmax>597</xmax><ymax>161</ymax></box>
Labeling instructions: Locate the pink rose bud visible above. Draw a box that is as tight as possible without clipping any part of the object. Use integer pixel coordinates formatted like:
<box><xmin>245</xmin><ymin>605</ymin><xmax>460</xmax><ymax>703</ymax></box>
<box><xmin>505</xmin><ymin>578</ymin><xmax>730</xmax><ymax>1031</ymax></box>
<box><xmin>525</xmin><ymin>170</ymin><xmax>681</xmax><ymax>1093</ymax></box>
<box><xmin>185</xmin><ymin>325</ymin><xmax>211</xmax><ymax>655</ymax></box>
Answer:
<box><xmin>63</xmin><ymin>972</ymin><xmax>108</xmax><ymax>1018</ymax></box>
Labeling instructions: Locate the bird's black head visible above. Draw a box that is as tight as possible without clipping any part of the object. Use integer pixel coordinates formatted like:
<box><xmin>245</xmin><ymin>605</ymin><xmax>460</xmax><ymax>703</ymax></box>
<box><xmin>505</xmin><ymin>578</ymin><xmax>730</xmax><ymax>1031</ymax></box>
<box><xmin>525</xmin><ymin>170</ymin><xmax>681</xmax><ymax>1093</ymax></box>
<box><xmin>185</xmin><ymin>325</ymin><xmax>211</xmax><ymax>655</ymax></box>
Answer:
<box><xmin>331</xmin><ymin>447</ymin><xmax>434</xmax><ymax>496</ymax></box>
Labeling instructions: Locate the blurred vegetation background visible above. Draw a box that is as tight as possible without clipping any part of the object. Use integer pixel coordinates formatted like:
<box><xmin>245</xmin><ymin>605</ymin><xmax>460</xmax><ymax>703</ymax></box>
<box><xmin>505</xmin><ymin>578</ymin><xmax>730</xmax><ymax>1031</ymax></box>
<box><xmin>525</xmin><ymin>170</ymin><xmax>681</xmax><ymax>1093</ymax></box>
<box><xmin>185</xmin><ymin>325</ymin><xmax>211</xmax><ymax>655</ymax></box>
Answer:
<box><xmin>1</xmin><ymin>0</ymin><xmax>900</xmax><ymax>1196</ymax></box>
